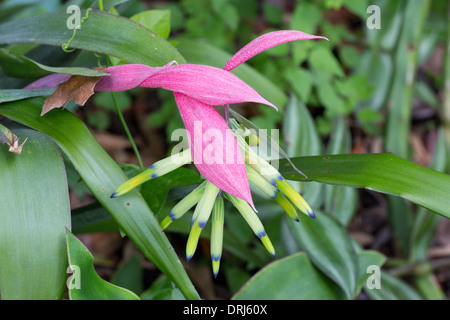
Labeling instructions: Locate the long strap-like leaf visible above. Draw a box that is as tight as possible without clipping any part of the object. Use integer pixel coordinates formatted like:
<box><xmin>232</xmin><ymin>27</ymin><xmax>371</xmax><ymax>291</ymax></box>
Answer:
<box><xmin>0</xmin><ymin>98</ymin><xmax>199</xmax><ymax>300</ymax></box>
<box><xmin>279</xmin><ymin>153</ymin><xmax>450</xmax><ymax>219</ymax></box>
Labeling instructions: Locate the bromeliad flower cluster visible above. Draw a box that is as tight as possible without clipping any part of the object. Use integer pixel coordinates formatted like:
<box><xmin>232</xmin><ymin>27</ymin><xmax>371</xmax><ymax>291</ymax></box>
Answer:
<box><xmin>27</xmin><ymin>30</ymin><xmax>327</xmax><ymax>276</ymax></box>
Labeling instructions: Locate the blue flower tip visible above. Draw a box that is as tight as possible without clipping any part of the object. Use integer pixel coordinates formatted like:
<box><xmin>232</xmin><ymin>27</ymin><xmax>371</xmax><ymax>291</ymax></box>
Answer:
<box><xmin>151</xmin><ymin>172</ymin><xmax>158</xmax><ymax>179</ymax></box>
<box><xmin>149</xmin><ymin>164</ymin><xmax>156</xmax><ymax>169</ymax></box>
<box><xmin>309</xmin><ymin>210</ymin><xmax>316</xmax><ymax>219</ymax></box>
<box><xmin>110</xmin><ymin>192</ymin><xmax>118</xmax><ymax>199</ymax></box>
<box><xmin>257</xmin><ymin>230</ymin><xmax>267</xmax><ymax>239</ymax></box>
<box><xmin>295</xmin><ymin>216</ymin><xmax>300</xmax><ymax>222</ymax></box>
<box><xmin>198</xmin><ymin>221</ymin><xmax>206</xmax><ymax>229</ymax></box>
<box><xmin>211</xmin><ymin>254</ymin><xmax>221</xmax><ymax>262</ymax></box>
<box><xmin>186</xmin><ymin>254</ymin><xmax>193</xmax><ymax>262</ymax></box>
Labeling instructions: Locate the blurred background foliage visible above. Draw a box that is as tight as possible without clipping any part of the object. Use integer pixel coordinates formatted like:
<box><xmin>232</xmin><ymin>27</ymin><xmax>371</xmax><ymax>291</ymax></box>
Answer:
<box><xmin>0</xmin><ymin>0</ymin><xmax>449</xmax><ymax>300</ymax></box>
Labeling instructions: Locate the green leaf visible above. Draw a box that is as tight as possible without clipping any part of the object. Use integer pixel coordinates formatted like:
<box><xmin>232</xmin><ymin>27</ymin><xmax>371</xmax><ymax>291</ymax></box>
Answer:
<box><xmin>284</xmin><ymin>68</ymin><xmax>313</xmax><ymax>102</ymax></box>
<box><xmin>175</xmin><ymin>39</ymin><xmax>287</xmax><ymax>108</ymax></box>
<box><xmin>0</xmin><ymin>122</ymin><xmax>70</xmax><ymax>299</ymax></box>
<box><xmin>279</xmin><ymin>153</ymin><xmax>450</xmax><ymax>219</ymax></box>
<box><xmin>410</xmin><ymin>129</ymin><xmax>447</xmax><ymax>261</ymax></box>
<box><xmin>324</xmin><ymin>117</ymin><xmax>357</xmax><ymax>226</ymax></box>
<box><xmin>0</xmin><ymin>10</ymin><xmax>186</xmax><ymax>66</ymax></box>
<box><xmin>130</xmin><ymin>9</ymin><xmax>171</xmax><ymax>39</ymax></box>
<box><xmin>287</xmin><ymin>211</ymin><xmax>358</xmax><ymax>299</ymax></box>
<box><xmin>232</xmin><ymin>253</ymin><xmax>346</xmax><ymax>300</ymax></box>
<box><xmin>110</xmin><ymin>253</ymin><xmax>143</xmax><ymax>295</ymax></box>
<box><xmin>71</xmin><ymin>202</ymin><xmax>119</xmax><ymax>234</ymax></box>
<box><xmin>0</xmin><ymin>48</ymin><xmax>109</xmax><ymax>78</ymax></box>
<box><xmin>365</xmin><ymin>271</ymin><xmax>422</xmax><ymax>300</ymax></box>
<box><xmin>309</xmin><ymin>46</ymin><xmax>344</xmax><ymax>78</ymax></box>
<box><xmin>356</xmin><ymin>250</ymin><xmax>386</xmax><ymax>295</ymax></box>
<box><xmin>0</xmin><ymin>88</ymin><xmax>55</xmax><ymax>103</ymax></box>
<box><xmin>140</xmin><ymin>167</ymin><xmax>202</xmax><ymax>214</ymax></box>
<box><xmin>140</xmin><ymin>275</ymin><xmax>185</xmax><ymax>300</ymax></box>
<box><xmin>0</xmin><ymin>98</ymin><xmax>199</xmax><ymax>300</ymax></box>
<box><xmin>282</xmin><ymin>95</ymin><xmax>323</xmax><ymax>207</ymax></box>
<box><xmin>290</xmin><ymin>2</ymin><xmax>321</xmax><ymax>34</ymax></box>
<box><xmin>66</xmin><ymin>230</ymin><xmax>139</xmax><ymax>300</ymax></box>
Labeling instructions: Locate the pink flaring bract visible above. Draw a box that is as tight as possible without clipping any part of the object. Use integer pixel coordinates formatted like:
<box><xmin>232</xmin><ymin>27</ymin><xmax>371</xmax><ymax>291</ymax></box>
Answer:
<box><xmin>26</xmin><ymin>30</ymin><xmax>327</xmax><ymax>209</ymax></box>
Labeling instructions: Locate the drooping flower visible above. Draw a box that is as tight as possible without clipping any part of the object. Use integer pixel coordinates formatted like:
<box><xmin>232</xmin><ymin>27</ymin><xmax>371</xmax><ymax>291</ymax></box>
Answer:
<box><xmin>26</xmin><ymin>30</ymin><xmax>327</xmax><ymax>276</ymax></box>
<box><xmin>120</xmin><ymin>118</ymin><xmax>314</xmax><ymax>277</ymax></box>
<box><xmin>26</xmin><ymin>30</ymin><xmax>326</xmax><ymax>210</ymax></box>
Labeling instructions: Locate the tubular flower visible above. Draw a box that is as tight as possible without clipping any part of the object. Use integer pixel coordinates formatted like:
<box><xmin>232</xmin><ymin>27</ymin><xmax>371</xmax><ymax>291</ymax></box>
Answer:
<box><xmin>26</xmin><ymin>30</ymin><xmax>327</xmax><ymax>276</ymax></box>
<box><xmin>26</xmin><ymin>30</ymin><xmax>327</xmax><ymax>209</ymax></box>
<box><xmin>112</xmin><ymin>118</ymin><xmax>314</xmax><ymax>277</ymax></box>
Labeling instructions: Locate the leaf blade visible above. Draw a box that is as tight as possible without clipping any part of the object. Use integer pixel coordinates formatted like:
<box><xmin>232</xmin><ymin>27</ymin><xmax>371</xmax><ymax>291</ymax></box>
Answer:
<box><xmin>0</xmin><ymin>122</ymin><xmax>71</xmax><ymax>299</ymax></box>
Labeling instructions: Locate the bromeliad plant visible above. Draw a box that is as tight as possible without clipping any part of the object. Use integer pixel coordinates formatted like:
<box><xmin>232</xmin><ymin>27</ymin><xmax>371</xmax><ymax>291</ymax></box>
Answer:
<box><xmin>1</xmin><ymin>2</ymin><xmax>450</xmax><ymax>301</ymax></box>
<box><xmin>26</xmin><ymin>30</ymin><xmax>326</xmax><ymax>276</ymax></box>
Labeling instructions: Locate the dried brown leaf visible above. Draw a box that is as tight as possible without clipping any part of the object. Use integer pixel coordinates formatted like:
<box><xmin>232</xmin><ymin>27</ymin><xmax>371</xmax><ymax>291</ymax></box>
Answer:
<box><xmin>0</xmin><ymin>123</ymin><xmax>27</xmax><ymax>154</ymax></box>
<box><xmin>41</xmin><ymin>68</ymin><xmax>106</xmax><ymax>116</ymax></box>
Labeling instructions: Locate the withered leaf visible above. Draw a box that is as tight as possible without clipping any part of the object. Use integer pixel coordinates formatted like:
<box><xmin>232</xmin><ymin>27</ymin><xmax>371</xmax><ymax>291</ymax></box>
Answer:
<box><xmin>41</xmin><ymin>67</ymin><xmax>107</xmax><ymax>116</ymax></box>
<box><xmin>0</xmin><ymin>123</ymin><xmax>27</xmax><ymax>154</ymax></box>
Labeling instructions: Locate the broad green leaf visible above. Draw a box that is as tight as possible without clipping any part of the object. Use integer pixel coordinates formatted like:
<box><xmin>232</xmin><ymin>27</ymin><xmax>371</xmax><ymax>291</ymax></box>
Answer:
<box><xmin>175</xmin><ymin>39</ymin><xmax>287</xmax><ymax>108</ymax></box>
<box><xmin>131</xmin><ymin>9</ymin><xmax>171</xmax><ymax>39</ymax></box>
<box><xmin>0</xmin><ymin>10</ymin><xmax>186</xmax><ymax>66</ymax></box>
<box><xmin>279</xmin><ymin>153</ymin><xmax>450</xmax><ymax>219</ymax></box>
<box><xmin>0</xmin><ymin>98</ymin><xmax>199</xmax><ymax>300</ymax></box>
<box><xmin>0</xmin><ymin>122</ymin><xmax>70</xmax><ymax>299</ymax></box>
<box><xmin>66</xmin><ymin>230</ymin><xmax>139</xmax><ymax>300</ymax></box>
<box><xmin>309</xmin><ymin>46</ymin><xmax>344</xmax><ymax>78</ymax></box>
<box><xmin>289</xmin><ymin>2</ymin><xmax>321</xmax><ymax>34</ymax></box>
<box><xmin>287</xmin><ymin>211</ymin><xmax>358</xmax><ymax>299</ymax></box>
<box><xmin>232</xmin><ymin>253</ymin><xmax>346</xmax><ymax>300</ymax></box>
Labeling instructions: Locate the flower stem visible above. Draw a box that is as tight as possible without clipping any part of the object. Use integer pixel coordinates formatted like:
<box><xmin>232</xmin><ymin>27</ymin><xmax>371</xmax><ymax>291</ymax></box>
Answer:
<box><xmin>106</xmin><ymin>56</ymin><xmax>144</xmax><ymax>168</ymax></box>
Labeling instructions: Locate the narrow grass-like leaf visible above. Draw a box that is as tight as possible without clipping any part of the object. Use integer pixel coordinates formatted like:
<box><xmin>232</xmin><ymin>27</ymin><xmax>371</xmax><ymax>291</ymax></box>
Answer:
<box><xmin>279</xmin><ymin>153</ymin><xmax>450</xmax><ymax>218</ymax></box>
<box><xmin>0</xmin><ymin>49</ymin><xmax>109</xmax><ymax>78</ymax></box>
<box><xmin>0</xmin><ymin>88</ymin><xmax>55</xmax><ymax>103</ymax></box>
<box><xmin>0</xmin><ymin>11</ymin><xmax>186</xmax><ymax>66</ymax></box>
<box><xmin>410</xmin><ymin>129</ymin><xmax>447</xmax><ymax>261</ymax></box>
<box><xmin>66</xmin><ymin>230</ymin><xmax>139</xmax><ymax>300</ymax></box>
<box><xmin>365</xmin><ymin>271</ymin><xmax>422</xmax><ymax>300</ymax></box>
<box><xmin>0</xmin><ymin>122</ymin><xmax>70</xmax><ymax>299</ymax></box>
<box><xmin>0</xmin><ymin>98</ymin><xmax>199</xmax><ymax>300</ymax></box>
